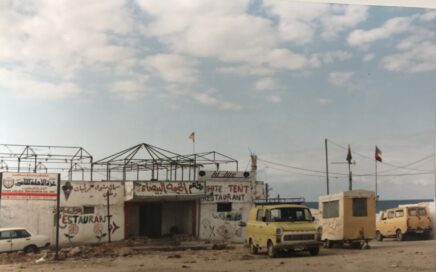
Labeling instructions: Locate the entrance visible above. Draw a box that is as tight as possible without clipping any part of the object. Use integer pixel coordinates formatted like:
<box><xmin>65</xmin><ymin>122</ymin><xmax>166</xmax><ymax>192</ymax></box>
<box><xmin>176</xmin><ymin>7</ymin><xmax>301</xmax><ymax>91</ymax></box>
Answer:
<box><xmin>139</xmin><ymin>203</ymin><xmax>162</xmax><ymax>237</ymax></box>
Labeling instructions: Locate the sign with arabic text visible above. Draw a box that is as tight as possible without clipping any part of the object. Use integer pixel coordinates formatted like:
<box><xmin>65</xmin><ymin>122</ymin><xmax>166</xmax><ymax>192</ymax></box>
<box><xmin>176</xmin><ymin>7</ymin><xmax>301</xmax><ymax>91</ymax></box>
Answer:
<box><xmin>0</xmin><ymin>172</ymin><xmax>58</xmax><ymax>200</ymax></box>
<box><xmin>133</xmin><ymin>181</ymin><xmax>206</xmax><ymax>198</ymax></box>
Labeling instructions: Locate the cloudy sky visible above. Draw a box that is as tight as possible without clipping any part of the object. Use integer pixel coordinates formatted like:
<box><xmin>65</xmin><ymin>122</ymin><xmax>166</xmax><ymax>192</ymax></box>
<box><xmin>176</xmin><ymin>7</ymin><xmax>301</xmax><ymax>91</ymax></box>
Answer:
<box><xmin>0</xmin><ymin>0</ymin><xmax>435</xmax><ymax>200</ymax></box>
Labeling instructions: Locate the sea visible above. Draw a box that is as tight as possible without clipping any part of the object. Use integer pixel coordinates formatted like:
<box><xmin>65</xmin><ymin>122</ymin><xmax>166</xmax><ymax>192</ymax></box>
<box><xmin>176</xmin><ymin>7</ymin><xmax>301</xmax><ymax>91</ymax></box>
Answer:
<box><xmin>305</xmin><ymin>199</ymin><xmax>434</xmax><ymax>213</ymax></box>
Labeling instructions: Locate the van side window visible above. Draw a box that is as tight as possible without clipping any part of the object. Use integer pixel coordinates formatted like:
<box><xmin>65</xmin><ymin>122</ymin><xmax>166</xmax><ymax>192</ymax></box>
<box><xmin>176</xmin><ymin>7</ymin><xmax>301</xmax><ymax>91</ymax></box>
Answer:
<box><xmin>352</xmin><ymin>198</ymin><xmax>368</xmax><ymax>217</ymax></box>
<box><xmin>387</xmin><ymin>211</ymin><xmax>395</xmax><ymax>219</ymax></box>
<box><xmin>408</xmin><ymin>208</ymin><xmax>417</xmax><ymax>216</ymax></box>
<box><xmin>15</xmin><ymin>230</ymin><xmax>31</xmax><ymax>238</ymax></box>
<box><xmin>0</xmin><ymin>231</ymin><xmax>13</xmax><ymax>240</ymax></box>
<box><xmin>395</xmin><ymin>210</ymin><xmax>404</xmax><ymax>217</ymax></box>
<box><xmin>256</xmin><ymin>209</ymin><xmax>264</xmax><ymax>221</ymax></box>
<box><xmin>323</xmin><ymin>200</ymin><xmax>339</xmax><ymax>218</ymax></box>
<box><xmin>418</xmin><ymin>208</ymin><xmax>427</xmax><ymax>216</ymax></box>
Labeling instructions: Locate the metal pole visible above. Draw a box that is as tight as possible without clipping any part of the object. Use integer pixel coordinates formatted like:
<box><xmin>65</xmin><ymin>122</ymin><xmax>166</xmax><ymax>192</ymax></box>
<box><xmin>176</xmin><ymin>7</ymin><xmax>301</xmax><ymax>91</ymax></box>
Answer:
<box><xmin>325</xmin><ymin>138</ymin><xmax>330</xmax><ymax>195</ymax></box>
<box><xmin>375</xmin><ymin>159</ymin><xmax>378</xmax><ymax>202</ymax></box>
<box><xmin>348</xmin><ymin>162</ymin><xmax>352</xmax><ymax>191</ymax></box>
<box><xmin>55</xmin><ymin>173</ymin><xmax>61</xmax><ymax>260</ymax></box>
<box><xmin>106</xmin><ymin>190</ymin><xmax>111</xmax><ymax>243</ymax></box>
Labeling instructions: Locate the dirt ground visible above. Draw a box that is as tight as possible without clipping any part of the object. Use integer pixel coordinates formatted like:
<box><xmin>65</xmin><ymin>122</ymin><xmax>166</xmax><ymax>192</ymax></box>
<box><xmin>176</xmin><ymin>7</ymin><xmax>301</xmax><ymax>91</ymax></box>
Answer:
<box><xmin>0</xmin><ymin>239</ymin><xmax>435</xmax><ymax>272</ymax></box>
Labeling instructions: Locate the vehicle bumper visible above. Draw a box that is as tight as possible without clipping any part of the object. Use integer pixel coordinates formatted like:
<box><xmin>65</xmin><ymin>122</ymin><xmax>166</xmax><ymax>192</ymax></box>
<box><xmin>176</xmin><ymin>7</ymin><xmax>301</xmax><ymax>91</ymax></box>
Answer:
<box><xmin>274</xmin><ymin>240</ymin><xmax>321</xmax><ymax>250</ymax></box>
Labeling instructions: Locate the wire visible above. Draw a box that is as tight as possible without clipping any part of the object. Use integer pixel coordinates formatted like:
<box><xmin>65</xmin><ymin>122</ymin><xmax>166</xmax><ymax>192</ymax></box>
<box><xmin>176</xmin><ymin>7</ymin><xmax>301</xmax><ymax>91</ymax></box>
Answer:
<box><xmin>327</xmin><ymin>139</ymin><xmax>434</xmax><ymax>172</ymax></box>
<box><xmin>258</xmin><ymin>158</ymin><xmax>349</xmax><ymax>176</ymax></box>
<box><xmin>266</xmin><ymin>165</ymin><xmax>342</xmax><ymax>179</ymax></box>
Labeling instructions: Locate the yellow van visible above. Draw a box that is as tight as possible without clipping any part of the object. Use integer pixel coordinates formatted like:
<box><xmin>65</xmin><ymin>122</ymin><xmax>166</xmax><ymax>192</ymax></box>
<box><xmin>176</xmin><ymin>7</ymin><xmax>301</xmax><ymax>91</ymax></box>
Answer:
<box><xmin>376</xmin><ymin>206</ymin><xmax>432</xmax><ymax>241</ymax></box>
<box><xmin>240</xmin><ymin>198</ymin><xmax>321</xmax><ymax>257</ymax></box>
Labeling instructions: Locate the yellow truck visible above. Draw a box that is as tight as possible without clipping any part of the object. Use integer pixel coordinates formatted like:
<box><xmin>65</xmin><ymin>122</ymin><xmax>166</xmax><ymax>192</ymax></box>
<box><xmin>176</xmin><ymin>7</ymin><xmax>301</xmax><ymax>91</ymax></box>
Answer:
<box><xmin>240</xmin><ymin>198</ymin><xmax>321</xmax><ymax>257</ymax></box>
<box><xmin>319</xmin><ymin>190</ymin><xmax>376</xmax><ymax>248</ymax></box>
<box><xmin>376</xmin><ymin>206</ymin><xmax>432</xmax><ymax>241</ymax></box>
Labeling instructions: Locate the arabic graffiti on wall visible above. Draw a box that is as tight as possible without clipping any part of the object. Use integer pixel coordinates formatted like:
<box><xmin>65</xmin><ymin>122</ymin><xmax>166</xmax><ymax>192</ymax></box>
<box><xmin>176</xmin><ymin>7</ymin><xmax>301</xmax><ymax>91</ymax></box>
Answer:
<box><xmin>0</xmin><ymin>172</ymin><xmax>58</xmax><ymax>200</ymax></box>
<box><xmin>134</xmin><ymin>181</ymin><xmax>205</xmax><ymax>197</ymax></box>
<box><xmin>62</xmin><ymin>182</ymin><xmax>123</xmax><ymax>201</ymax></box>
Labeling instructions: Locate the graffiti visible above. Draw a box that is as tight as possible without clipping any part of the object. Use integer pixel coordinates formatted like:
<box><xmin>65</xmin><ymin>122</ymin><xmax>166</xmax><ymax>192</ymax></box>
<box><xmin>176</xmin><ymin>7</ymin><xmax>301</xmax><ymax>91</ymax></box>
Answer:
<box><xmin>212</xmin><ymin>212</ymin><xmax>242</xmax><ymax>221</ymax></box>
<box><xmin>201</xmin><ymin>218</ymin><xmax>242</xmax><ymax>240</ymax></box>
<box><xmin>202</xmin><ymin>183</ymin><xmax>251</xmax><ymax>203</ymax></box>
<box><xmin>60</xmin><ymin>214</ymin><xmax>109</xmax><ymax>228</ymax></box>
<box><xmin>216</xmin><ymin>222</ymin><xmax>241</xmax><ymax>240</ymax></box>
<box><xmin>109</xmin><ymin>221</ymin><xmax>120</xmax><ymax>234</ymax></box>
<box><xmin>62</xmin><ymin>181</ymin><xmax>73</xmax><ymax>200</ymax></box>
<box><xmin>73</xmin><ymin>183</ymin><xmax>121</xmax><ymax>198</ymax></box>
<box><xmin>134</xmin><ymin>181</ymin><xmax>205</xmax><ymax>197</ymax></box>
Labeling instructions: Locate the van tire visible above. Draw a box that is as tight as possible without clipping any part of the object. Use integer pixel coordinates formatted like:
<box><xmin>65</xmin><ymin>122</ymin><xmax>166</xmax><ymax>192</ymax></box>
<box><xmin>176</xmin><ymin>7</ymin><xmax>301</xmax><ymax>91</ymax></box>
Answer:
<box><xmin>267</xmin><ymin>241</ymin><xmax>277</xmax><ymax>258</ymax></box>
<box><xmin>323</xmin><ymin>239</ymin><xmax>333</xmax><ymax>248</ymax></box>
<box><xmin>249</xmin><ymin>239</ymin><xmax>258</xmax><ymax>254</ymax></box>
<box><xmin>308</xmin><ymin>247</ymin><xmax>320</xmax><ymax>256</ymax></box>
<box><xmin>396</xmin><ymin>230</ymin><xmax>404</xmax><ymax>241</ymax></box>
<box><xmin>376</xmin><ymin>231</ymin><xmax>383</xmax><ymax>241</ymax></box>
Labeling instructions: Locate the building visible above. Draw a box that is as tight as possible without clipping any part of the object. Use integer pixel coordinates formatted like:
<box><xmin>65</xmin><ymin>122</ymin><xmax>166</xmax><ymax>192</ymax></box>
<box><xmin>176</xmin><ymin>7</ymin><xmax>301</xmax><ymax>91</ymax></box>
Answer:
<box><xmin>0</xmin><ymin>143</ymin><xmax>265</xmax><ymax>245</ymax></box>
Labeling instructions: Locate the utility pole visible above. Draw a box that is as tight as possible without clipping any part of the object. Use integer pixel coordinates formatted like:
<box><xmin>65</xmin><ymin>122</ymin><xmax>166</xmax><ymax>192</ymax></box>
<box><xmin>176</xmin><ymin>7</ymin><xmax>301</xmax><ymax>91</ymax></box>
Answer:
<box><xmin>325</xmin><ymin>138</ymin><xmax>330</xmax><ymax>195</ymax></box>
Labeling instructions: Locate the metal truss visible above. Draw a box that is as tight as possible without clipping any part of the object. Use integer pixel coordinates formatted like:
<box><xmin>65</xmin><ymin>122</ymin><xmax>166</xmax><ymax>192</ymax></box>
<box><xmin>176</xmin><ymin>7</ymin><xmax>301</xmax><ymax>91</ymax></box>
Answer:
<box><xmin>0</xmin><ymin>144</ymin><xmax>93</xmax><ymax>181</ymax></box>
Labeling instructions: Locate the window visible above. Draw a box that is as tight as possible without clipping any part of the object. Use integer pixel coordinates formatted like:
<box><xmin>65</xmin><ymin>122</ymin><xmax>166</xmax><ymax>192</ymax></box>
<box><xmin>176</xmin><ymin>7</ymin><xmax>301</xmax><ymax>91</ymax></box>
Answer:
<box><xmin>269</xmin><ymin>208</ymin><xmax>312</xmax><ymax>222</ymax></box>
<box><xmin>83</xmin><ymin>206</ymin><xmax>95</xmax><ymax>214</ymax></box>
<box><xmin>323</xmin><ymin>200</ymin><xmax>339</xmax><ymax>218</ymax></box>
<box><xmin>352</xmin><ymin>198</ymin><xmax>367</xmax><ymax>217</ymax></box>
<box><xmin>418</xmin><ymin>208</ymin><xmax>427</xmax><ymax>216</ymax></box>
<box><xmin>395</xmin><ymin>210</ymin><xmax>404</xmax><ymax>217</ymax></box>
<box><xmin>408</xmin><ymin>208</ymin><xmax>417</xmax><ymax>216</ymax></box>
<box><xmin>387</xmin><ymin>211</ymin><xmax>395</xmax><ymax>219</ymax></box>
<box><xmin>217</xmin><ymin>202</ymin><xmax>232</xmax><ymax>212</ymax></box>
<box><xmin>256</xmin><ymin>209</ymin><xmax>264</xmax><ymax>221</ymax></box>
<box><xmin>15</xmin><ymin>230</ymin><xmax>30</xmax><ymax>238</ymax></box>
<box><xmin>0</xmin><ymin>231</ymin><xmax>13</xmax><ymax>240</ymax></box>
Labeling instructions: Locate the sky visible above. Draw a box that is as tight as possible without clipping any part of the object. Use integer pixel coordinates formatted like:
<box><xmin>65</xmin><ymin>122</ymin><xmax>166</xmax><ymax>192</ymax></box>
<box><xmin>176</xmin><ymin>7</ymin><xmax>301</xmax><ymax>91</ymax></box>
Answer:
<box><xmin>0</xmin><ymin>0</ymin><xmax>435</xmax><ymax>201</ymax></box>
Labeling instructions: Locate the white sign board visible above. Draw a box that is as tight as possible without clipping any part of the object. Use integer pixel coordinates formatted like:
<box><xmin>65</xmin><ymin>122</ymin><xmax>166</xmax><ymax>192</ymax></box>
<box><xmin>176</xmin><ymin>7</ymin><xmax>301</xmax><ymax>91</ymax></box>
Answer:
<box><xmin>1</xmin><ymin>172</ymin><xmax>58</xmax><ymax>200</ymax></box>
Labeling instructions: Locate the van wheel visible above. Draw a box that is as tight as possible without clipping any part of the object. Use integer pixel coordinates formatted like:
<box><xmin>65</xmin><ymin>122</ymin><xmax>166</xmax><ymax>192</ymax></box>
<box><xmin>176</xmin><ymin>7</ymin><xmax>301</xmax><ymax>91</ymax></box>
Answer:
<box><xmin>396</xmin><ymin>230</ymin><xmax>404</xmax><ymax>241</ymax></box>
<box><xmin>376</xmin><ymin>231</ymin><xmax>383</xmax><ymax>241</ymax></box>
<box><xmin>24</xmin><ymin>245</ymin><xmax>37</xmax><ymax>253</ymax></box>
<box><xmin>267</xmin><ymin>241</ymin><xmax>277</xmax><ymax>258</ymax></box>
<box><xmin>323</xmin><ymin>239</ymin><xmax>333</xmax><ymax>248</ymax></box>
<box><xmin>249</xmin><ymin>239</ymin><xmax>258</xmax><ymax>254</ymax></box>
<box><xmin>308</xmin><ymin>247</ymin><xmax>320</xmax><ymax>256</ymax></box>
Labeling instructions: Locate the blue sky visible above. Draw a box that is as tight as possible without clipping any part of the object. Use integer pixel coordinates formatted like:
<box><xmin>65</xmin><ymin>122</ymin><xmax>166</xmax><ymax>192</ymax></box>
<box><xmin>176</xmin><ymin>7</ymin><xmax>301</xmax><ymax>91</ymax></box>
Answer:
<box><xmin>0</xmin><ymin>0</ymin><xmax>435</xmax><ymax>200</ymax></box>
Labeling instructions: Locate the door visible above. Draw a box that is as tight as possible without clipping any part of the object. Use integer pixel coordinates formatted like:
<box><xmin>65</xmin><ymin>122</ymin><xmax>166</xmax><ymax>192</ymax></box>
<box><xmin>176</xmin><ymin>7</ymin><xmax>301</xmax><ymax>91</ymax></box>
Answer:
<box><xmin>0</xmin><ymin>230</ymin><xmax>13</xmax><ymax>252</ymax></box>
<box><xmin>10</xmin><ymin>229</ymin><xmax>31</xmax><ymax>251</ymax></box>
<box><xmin>139</xmin><ymin>203</ymin><xmax>162</xmax><ymax>237</ymax></box>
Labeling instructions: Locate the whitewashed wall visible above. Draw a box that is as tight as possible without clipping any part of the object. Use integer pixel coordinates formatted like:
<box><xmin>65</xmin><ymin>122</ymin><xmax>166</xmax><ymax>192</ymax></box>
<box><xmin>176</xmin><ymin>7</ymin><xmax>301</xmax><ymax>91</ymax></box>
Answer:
<box><xmin>198</xmin><ymin>171</ymin><xmax>258</xmax><ymax>243</ymax></box>
<box><xmin>0</xmin><ymin>180</ymin><xmax>126</xmax><ymax>246</ymax></box>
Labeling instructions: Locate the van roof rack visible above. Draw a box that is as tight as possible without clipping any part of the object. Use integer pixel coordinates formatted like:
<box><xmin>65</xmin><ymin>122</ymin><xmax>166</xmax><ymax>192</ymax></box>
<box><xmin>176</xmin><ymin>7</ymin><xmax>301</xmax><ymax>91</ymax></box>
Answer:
<box><xmin>254</xmin><ymin>197</ymin><xmax>305</xmax><ymax>205</ymax></box>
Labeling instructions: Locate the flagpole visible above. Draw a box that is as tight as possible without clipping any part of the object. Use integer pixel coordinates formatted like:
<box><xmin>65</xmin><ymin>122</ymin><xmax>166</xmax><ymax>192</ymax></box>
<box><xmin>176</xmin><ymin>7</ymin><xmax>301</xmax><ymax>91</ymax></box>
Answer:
<box><xmin>375</xmin><ymin>158</ymin><xmax>378</xmax><ymax>205</ymax></box>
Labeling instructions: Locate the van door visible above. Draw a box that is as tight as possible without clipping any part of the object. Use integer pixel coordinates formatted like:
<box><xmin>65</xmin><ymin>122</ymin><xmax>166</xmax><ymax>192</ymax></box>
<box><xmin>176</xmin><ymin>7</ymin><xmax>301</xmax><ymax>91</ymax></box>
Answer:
<box><xmin>253</xmin><ymin>208</ymin><xmax>264</xmax><ymax>246</ymax></box>
<box><xmin>385</xmin><ymin>210</ymin><xmax>396</xmax><ymax>236</ymax></box>
<box><xmin>0</xmin><ymin>231</ymin><xmax>13</xmax><ymax>252</ymax></box>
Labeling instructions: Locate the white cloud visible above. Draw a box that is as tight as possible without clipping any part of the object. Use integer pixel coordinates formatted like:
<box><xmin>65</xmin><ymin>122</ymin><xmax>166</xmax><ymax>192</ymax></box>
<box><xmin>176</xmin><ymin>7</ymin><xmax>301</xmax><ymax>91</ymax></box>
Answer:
<box><xmin>362</xmin><ymin>53</ymin><xmax>375</xmax><ymax>62</ymax></box>
<box><xmin>254</xmin><ymin>78</ymin><xmax>276</xmax><ymax>92</ymax></box>
<box><xmin>347</xmin><ymin>16</ymin><xmax>413</xmax><ymax>48</ymax></box>
<box><xmin>110</xmin><ymin>80</ymin><xmax>148</xmax><ymax>101</ymax></box>
<box><xmin>266</xmin><ymin>95</ymin><xmax>282</xmax><ymax>104</ymax></box>
<box><xmin>143</xmin><ymin>54</ymin><xmax>198</xmax><ymax>84</ymax></box>
<box><xmin>0</xmin><ymin>68</ymin><xmax>82</xmax><ymax>100</ymax></box>
<box><xmin>329</xmin><ymin>71</ymin><xmax>354</xmax><ymax>89</ymax></box>
<box><xmin>317</xmin><ymin>98</ymin><xmax>333</xmax><ymax>105</ymax></box>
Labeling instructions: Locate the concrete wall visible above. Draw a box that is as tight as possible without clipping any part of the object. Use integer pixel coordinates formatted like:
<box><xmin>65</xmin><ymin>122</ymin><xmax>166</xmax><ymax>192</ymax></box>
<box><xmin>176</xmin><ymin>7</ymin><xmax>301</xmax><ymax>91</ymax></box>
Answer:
<box><xmin>198</xmin><ymin>171</ymin><xmax>260</xmax><ymax>243</ymax></box>
<box><xmin>0</xmin><ymin>180</ymin><xmax>126</xmax><ymax>246</ymax></box>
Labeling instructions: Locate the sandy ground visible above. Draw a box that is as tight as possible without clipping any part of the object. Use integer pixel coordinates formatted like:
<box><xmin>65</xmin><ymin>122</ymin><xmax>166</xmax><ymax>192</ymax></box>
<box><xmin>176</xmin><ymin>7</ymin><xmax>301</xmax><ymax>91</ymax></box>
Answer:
<box><xmin>0</xmin><ymin>239</ymin><xmax>435</xmax><ymax>272</ymax></box>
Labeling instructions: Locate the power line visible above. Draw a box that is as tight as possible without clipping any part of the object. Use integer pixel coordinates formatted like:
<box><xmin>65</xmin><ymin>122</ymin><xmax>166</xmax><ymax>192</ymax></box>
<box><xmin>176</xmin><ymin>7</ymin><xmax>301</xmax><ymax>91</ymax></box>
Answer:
<box><xmin>327</xmin><ymin>139</ymin><xmax>434</xmax><ymax>172</ymax></box>
<box><xmin>258</xmin><ymin>158</ymin><xmax>348</xmax><ymax>176</ymax></box>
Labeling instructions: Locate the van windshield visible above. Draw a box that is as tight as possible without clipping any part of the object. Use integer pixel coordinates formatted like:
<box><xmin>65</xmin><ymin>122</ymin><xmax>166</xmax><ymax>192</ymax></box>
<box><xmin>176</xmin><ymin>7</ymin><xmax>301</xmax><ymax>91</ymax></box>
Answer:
<box><xmin>268</xmin><ymin>207</ymin><xmax>312</xmax><ymax>222</ymax></box>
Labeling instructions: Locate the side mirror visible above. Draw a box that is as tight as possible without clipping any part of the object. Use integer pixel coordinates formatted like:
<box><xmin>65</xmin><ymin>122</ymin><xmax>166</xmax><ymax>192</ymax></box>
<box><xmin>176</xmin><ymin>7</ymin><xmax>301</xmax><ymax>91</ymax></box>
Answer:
<box><xmin>311</xmin><ymin>216</ymin><xmax>316</xmax><ymax>222</ymax></box>
<box><xmin>238</xmin><ymin>221</ymin><xmax>247</xmax><ymax>227</ymax></box>
<box><xmin>262</xmin><ymin>216</ymin><xmax>267</xmax><ymax>222</ymax></box>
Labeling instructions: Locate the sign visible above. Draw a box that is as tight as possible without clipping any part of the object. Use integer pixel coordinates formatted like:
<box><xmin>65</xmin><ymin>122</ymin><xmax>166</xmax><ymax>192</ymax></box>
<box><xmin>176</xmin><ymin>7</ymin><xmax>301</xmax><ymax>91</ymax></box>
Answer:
<box><xmin>133</xmin><ymin>181</ymin><xmax>206</xmax><ymax>198</ymax></box>
<box><xmin>202</xmin><ymin>181</ymin><xmax>252</xmax><ymax>203</ymax></box>
<box><xmin>0</xmin><ymin>172</ymin><xmax>58</xmax><ymax>200</ymax></box>
<box><xmin>198</xmin><ymin>171</ymin><xmax>250</xmax><ymax>179</ymax></box>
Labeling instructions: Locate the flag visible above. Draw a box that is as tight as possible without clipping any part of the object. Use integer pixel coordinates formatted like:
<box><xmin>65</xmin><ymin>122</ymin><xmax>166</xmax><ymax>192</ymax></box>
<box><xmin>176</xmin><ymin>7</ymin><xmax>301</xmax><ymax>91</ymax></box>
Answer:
<box><xmin>346</xmin><ymin>144</ymin><xmax>352</xmax><ymax>163</ymax></box>
<box><xmin>189</xmin><ymin>132</ymin><xmax>195</xmax><ymax>143</ymax></box>
<box><xmin>375</xmin><ymin>146</ymin><xmax>382</xmax><ymax>162</ymax></box>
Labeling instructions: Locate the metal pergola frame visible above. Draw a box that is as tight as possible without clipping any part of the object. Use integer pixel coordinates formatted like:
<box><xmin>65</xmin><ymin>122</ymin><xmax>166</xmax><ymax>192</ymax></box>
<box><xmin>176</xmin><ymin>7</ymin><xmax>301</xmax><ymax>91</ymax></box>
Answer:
<box><xmin>0</xmin><ymin>144</ymin><xmax>93</xmax><ymax>181</ymax></box>
<box><xmin>93</xmin><ymin>143</ymin><xmax>238</xmax><ymax>181</ymax></box>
